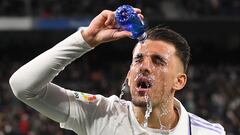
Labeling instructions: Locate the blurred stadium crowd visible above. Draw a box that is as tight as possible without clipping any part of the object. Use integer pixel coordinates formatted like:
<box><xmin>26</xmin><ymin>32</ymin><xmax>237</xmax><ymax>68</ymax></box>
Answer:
<box><xmin>0</xmin><ymin>0</ymin><xmax>240</xmax><ymax>135</ymax></box>
<box><xmin>0</xmin><ymin>0</ymin><xmax>239</xmax><ymax>17</ymax></box>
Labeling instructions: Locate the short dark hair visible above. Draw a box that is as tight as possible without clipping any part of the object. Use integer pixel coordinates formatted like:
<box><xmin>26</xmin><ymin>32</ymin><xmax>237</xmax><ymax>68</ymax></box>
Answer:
<box><xmin>146</xmin><ymin>26</ymin><xmax>191</xmax><ymax>72</ymax></box>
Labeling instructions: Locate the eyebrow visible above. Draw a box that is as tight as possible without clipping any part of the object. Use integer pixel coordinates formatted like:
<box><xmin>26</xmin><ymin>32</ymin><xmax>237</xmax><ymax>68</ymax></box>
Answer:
<box><xmin>152</xmin><ymin>53</ymin><xmax>168</xmax><ymax>64</ymax></box>
<box><xmin>134</xmin><ymin>52</ymin><xmax>168</xmax><ymax>64</ymax></box>
<box><xmin>134</xmin><ymin>52</ymin><xmax>167</xmax><ymax>61</ymax></box>
<box><xmin>134</xmin><ymin>53</ymin><xmax>143</xmax><ymax>59</ymax></box>
<box><xmin>152</xmin><ymin>53</ymin><xmax>166</xmax><ymax>60</ymax></box>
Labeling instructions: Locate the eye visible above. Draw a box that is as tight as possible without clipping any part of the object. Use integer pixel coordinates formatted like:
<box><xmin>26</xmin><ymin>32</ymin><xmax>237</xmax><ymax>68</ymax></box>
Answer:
<box><xmin>152</xmin><ymin>55</ymin><xmax>167</xmax><ymax>66</ymax></box>
<box><xmin>134</xmin><ymin>57</ymin><xmax>142</xmax><ymax>63</ymax></box>
<box><xmin>133</xmin><ymin>54</ymin><xmax>143</xmax><ymax>63</ymax></box>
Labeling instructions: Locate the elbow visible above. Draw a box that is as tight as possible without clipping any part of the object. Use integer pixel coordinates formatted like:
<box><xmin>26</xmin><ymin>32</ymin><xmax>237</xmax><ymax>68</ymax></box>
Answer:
<box><xmin>9</xmin><ymin>72</ymin><xmax>22</xmax><ymax>99</ymax></box>
<box><xmin>9</xmin><ymin>69</ymin><xmax>44</xmax><ymax>101</ymax></box>
<box><xmin>9</xmin><ymin>72</ymin><xmax>28</xmax><ymax>100</ymax></box>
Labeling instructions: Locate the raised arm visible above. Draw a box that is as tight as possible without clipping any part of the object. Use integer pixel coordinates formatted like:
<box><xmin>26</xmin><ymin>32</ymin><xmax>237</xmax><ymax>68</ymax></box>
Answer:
<box><xmin>9</xmin><ymin>9</ymin><xmax>140</xmax><ymax>123</ymax></box>
<box><xmin>9</xmin><ymin>29</ymin><xmax>93</xmax><ymax>122</ymax></box>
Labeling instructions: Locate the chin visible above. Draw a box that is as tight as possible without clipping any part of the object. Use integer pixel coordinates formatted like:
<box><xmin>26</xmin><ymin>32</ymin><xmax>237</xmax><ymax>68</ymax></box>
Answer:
<box><xmin>131</xmin><ymin>97</ymin><xmax>147</xmax><ymax>107</ymax></box>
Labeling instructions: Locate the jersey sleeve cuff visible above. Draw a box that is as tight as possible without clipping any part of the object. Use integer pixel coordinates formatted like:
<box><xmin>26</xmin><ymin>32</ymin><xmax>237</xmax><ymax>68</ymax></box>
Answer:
<box><xmin>76</xmin><ymin>27</ymin><xmax>95</xmax><ymax>50</ymax></box>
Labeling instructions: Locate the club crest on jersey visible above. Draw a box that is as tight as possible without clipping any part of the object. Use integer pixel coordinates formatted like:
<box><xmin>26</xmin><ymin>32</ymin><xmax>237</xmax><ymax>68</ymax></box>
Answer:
<box><xmin>74</xmin><ymin>92</ymin><xmax>97</xmax><ymax>102</ymax></box>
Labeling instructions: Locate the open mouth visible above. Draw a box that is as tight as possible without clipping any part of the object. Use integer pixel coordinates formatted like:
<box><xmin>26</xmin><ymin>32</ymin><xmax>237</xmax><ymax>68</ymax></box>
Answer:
<box><xmin>136</xmin><ymin>76</ymin><xmax>152</xmax><ymax>92</ymax></box>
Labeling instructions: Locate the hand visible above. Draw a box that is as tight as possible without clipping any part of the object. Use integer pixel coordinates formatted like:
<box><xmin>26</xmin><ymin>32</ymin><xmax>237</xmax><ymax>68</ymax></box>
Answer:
<box><xmin>82</xmin><ymin>8</ymin><xmax>143</xmax><ymax>47</ymax></box>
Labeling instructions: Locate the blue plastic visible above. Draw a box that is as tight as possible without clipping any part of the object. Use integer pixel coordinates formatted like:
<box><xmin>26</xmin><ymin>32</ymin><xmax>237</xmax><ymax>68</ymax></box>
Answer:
<box><xmin>115</xmin><ymin>5</ymin><xmax>146</xmax><ymax>41</ymax></box>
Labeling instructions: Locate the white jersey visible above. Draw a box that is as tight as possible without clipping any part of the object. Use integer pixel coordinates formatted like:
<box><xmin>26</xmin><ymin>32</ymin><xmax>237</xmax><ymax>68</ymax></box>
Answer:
<box><xmin>60</xmin><ymin>91</ymin><xmax>225</xmax><ymax>135</ymax></box>
<box><xmin>9</xmin><ymin>28</ymin><xmax>226</xmax><ymax>135</ymax></box>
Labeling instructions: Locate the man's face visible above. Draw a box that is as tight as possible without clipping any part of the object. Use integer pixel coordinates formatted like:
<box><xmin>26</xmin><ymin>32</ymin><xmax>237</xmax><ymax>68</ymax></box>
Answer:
<box><xmin>127</xmin><ymin>39</ymin><xmax>185</xmax><ymax>107</ymax></box>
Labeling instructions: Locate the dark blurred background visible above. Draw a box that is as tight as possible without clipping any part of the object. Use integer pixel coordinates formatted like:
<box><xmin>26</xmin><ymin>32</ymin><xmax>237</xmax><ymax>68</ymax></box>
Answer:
<box><xmin>0</xmin><ymin>0</ymin><xmax>240</xmax><ymax>135</ymax></box>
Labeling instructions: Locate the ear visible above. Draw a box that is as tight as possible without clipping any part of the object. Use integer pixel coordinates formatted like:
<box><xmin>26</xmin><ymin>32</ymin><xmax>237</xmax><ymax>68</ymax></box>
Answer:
<box><xmin>173</xmin><ymin>73</ymin><xmax>187</xmax><ymax>91</ymax></box>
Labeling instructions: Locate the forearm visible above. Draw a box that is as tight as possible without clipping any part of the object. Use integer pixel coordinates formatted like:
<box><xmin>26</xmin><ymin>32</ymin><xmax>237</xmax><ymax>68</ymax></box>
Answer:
<box><xmin>9</xmin><ymin>28</ymin><xmax>93</xmax><ymax>122</ymax></box>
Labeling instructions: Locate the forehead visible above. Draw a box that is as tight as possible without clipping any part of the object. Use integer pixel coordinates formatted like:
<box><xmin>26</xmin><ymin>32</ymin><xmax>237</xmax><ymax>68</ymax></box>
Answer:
<box><xmin>133</xmin><ymin>40</ymin><xmax>176</xmax><ymax>57</ymax></box>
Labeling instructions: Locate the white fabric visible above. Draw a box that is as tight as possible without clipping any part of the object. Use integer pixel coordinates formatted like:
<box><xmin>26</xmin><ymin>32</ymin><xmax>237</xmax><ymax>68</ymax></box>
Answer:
<box><xmin>9</xmin><ymin>27</ymin><xmax>93</xmax><ymax>122</ymax></box>
<box><xmin>9</xmin><ymin>28</ymin><xmax>225</xmax><ymax>135</ymax></box>
<box><xmin>60</xmin><ymin>91</ymin><xmax>225</xmax><ymax>135</ymax></box>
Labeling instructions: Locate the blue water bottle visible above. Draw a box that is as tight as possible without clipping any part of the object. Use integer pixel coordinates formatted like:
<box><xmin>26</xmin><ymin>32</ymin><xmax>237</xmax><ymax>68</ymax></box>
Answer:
<box><xmin>115</xmin><ymin>5</ymin><xmax>147</xmax><ymax>41</ymax></box>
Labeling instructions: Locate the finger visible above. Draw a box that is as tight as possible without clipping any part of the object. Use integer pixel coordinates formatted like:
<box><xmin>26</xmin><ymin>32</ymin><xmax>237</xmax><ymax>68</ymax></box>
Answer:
<box><xmin>106</xmin><ymin>24</ymin><xmax>116</xmax><ymax>29</ymax></box>
<box><xmin>100</xmin><ymin>10</ymin><xmax>114</xmax><ymax>26</ymax></box>
<box><xmin>106</xmin><ymin>19</ymin><xmax>118</xmax><ymax>29</ymax></box>
<box><xmin>110</xmin><ymin>16</ymin><xmax>116</xmax><ymax>27</ymax></box>
<box><xmin>133</xmin><ymin>8</ymin><xmax>141</xmax><ymax>14</ymax></box>
<box><xmin>104</xmin><ymin>11</ymin><xmax>115</xmax><ymax>26</ymax></box>
<box><xmin>112</xmin><ymin>30</ymin><xmax>132</xmax><ymax>39</ymax></box>
<box><xmin>138</xmin><ymin>14</ymin><xmax>144</xmax><ymax>20</ymax></box>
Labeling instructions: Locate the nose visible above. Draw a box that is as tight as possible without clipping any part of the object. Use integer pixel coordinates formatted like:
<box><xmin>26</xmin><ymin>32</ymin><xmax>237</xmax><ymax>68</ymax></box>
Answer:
<box><xmin>139</xmin><ymin>57</ymin><xmax>152</xmax><ymax>74</ymax></box>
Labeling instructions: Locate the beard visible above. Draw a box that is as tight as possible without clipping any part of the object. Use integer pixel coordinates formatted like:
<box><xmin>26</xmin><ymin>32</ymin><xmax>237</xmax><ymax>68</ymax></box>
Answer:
<box><xmin>131</xmin><ymin>96</ymin><xmax>147</xmax><ymax>107</ymax></box>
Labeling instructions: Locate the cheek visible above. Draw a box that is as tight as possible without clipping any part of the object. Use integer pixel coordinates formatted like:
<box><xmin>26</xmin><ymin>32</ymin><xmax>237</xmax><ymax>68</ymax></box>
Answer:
<box><xmin>154</xmin><ymin>66</ymin><xmax>169</xmax><ymax>85</ymax></box>
<box><xmin>128</xmin><ymin>68</ymin><xmax>137</xmax><ymax>87</ymax></box>
<box><xmin>148</xmin><ymin>68</ymin><xmax>170</xmax><ymax>98</ymax></box>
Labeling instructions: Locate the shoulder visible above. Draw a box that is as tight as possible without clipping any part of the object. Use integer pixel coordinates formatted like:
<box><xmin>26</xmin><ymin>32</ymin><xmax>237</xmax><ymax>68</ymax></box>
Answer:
<box><xmin>189</xmin><ymin>113</ymin><xmax>225</xmax><ymax>135</ymax></box>
<box><xmin>69</xmin><ymin>91</ymin><xmax>129</xmax><ymax>108</ymax></box>
<box><xmin>107</xmin><ymin>95</ymin><xmax>130</xmax><ymax>109</ymax></box>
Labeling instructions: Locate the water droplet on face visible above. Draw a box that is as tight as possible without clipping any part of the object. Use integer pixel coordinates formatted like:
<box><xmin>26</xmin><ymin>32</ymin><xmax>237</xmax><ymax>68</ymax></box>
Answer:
<box><xmin>142</xmin><ymin>94</ymin><xmax>152</xmax><ymax>128</ymax></box>
<box><xmin>138</xmin><ymin>40</ymin><xmax>145</xmax><ymax>44</ymax></box>
<box><xmin>157</xmin><ymin>95</ymin><xmax>172</xmax><ymax>130</ymax></box>
<box><xmin>120</xmin><ymin>78</ymin><xmax>130</xmax><ymax>99</ymax></box>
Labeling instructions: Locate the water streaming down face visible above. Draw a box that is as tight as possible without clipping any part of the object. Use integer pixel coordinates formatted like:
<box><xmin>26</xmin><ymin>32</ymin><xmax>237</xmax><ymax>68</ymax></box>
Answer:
<box><xmin>139</xmin><ymin>41</ymin><xmax>153</xmax><ymax>128</ymax></box>
<box><xmin>154</xmin><ymin>72</ymin><xmax>172</xmax><ymax>131</ymax></box>
<box><xmin>142</xmin><ymin>94</ymin><xmax>152</xmax><ymax>128</ymax></box>
<box><xmin>119</xmin><ymin>78</ymin><xmax>130</xmax><ymax>99</ymax></box>
<box><xmin>119</xmin><ymin>91</ymin><xmax>124</xmax><ymax>99</ymax></box>
<box><xmin>127</xmin><ymin>39</ymin><xmax>178</xmax><ymax>131</ymax></box>
<box><xmin>141</xmin><ymin>43</ymin><xmax>172</xmax><ymax>130</ymax></box>
<box><xmin>158</xmin><ymin>95</ymin><xmax>171</xmax><ymax>131</ymax></box>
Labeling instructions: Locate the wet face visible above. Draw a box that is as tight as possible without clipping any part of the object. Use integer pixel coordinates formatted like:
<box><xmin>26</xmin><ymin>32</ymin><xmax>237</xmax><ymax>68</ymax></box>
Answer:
<box><xmin>127</xmin><ymin>39</ymin><xmax>186</xmax><ymax>107</ymax></box>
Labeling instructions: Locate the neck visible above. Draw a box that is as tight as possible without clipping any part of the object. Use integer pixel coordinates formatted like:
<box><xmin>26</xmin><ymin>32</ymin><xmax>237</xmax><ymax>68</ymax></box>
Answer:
<box><xmin>133</xmin><ymin>98</ymin><xmax>179</xmax><ymax>130</ymax></box>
